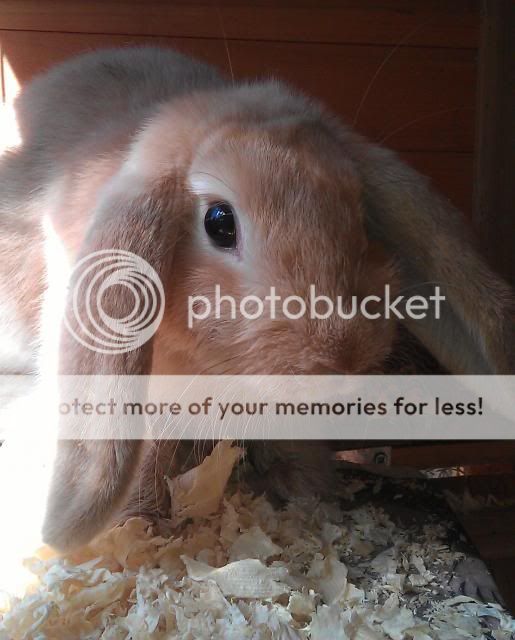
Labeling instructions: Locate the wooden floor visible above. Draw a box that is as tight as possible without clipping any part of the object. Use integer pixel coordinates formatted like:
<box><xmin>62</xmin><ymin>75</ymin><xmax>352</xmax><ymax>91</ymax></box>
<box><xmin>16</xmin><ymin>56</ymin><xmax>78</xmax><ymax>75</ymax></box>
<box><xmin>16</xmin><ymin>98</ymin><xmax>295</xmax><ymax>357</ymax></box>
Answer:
<box><xmin>431</xmin><ymin>472</ymin><xmax>515</xmax><ymax>615</ymax></box>
<box><xmin>459</xmin><ymin>506</ymin><xmax>515</xmax><ymax>614</ymax></box>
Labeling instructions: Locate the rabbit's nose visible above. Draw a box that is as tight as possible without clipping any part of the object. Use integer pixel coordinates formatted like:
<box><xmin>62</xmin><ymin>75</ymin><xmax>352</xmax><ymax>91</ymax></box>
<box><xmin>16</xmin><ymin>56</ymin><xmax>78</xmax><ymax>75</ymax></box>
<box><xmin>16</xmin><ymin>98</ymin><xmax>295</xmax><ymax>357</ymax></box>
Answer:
<box><xmin>313</xmin><ymin>342</ymin><xmax>373</xmax><ymax>375</ymax></box>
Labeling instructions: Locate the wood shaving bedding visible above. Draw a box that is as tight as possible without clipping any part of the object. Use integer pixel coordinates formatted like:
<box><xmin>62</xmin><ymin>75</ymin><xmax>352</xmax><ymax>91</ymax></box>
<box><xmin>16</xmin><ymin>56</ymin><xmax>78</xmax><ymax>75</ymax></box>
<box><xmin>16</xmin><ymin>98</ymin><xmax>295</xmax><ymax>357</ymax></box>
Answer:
<box><xmin>1</xmin><ymin>442</ymin><xmax>514</xmax><ymax>640</ymax></box>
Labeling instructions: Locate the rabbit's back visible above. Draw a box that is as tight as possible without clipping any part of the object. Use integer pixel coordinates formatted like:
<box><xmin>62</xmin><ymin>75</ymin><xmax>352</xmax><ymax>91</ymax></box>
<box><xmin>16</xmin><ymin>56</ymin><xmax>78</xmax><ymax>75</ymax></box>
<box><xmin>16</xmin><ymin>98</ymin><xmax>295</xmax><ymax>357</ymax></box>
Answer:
<box><xmin>1</xmin><ymin>46</ymin><xmax>225</xmax><ymax>214</ymax></box>
<box><xmin>14</xmin><ymin>47</ymin><xmax>225</xmax><ymax>174</ymax></box>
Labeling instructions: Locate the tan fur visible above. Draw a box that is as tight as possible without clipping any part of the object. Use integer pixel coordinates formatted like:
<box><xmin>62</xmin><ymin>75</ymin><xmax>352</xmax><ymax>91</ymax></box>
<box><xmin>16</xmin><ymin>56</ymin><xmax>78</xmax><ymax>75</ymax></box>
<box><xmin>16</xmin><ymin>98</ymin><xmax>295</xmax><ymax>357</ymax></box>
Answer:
<box><xmin>0</xmin><ymin>47</ymin><xmax>512</xmax><ymax>551</ymax></box>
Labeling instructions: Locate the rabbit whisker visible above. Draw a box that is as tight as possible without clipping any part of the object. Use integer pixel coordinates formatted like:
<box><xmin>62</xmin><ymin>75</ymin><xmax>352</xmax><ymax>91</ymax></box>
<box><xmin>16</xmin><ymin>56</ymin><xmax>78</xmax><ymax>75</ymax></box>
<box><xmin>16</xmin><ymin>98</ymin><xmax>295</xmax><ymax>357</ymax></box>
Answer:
<box><xmin>353</xmin><ymin>18</ymin><xmax>431</xmax><ymax>127</ymax></box>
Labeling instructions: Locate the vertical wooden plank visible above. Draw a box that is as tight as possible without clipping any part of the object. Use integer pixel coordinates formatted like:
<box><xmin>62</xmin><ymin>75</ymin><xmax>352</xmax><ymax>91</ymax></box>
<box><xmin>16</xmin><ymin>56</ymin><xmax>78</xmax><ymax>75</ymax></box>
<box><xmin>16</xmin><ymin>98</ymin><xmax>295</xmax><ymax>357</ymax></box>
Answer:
<box><xmin>473</xmin><ymin>0</ymin><xmax>515</xmax><ymax>285</ymax></box>
<box><xmin>0</xmin><ymin>40</ymin><xmax>5</xmax><ymax>103</ymax></box>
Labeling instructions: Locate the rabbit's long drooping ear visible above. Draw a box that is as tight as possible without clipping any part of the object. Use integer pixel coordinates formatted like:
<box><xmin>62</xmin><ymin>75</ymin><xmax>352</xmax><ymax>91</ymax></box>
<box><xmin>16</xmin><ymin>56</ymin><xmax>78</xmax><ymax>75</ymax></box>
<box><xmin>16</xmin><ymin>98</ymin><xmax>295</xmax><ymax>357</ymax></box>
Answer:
<box><xmin>352</xmin><ymin>141</ymin><xmax>514</xmax><ymax>374</ymax></box>
<box><xmin>42</xmin><ymin>174</ymin><xmax>191</xmax><ymax>551</ymax></box>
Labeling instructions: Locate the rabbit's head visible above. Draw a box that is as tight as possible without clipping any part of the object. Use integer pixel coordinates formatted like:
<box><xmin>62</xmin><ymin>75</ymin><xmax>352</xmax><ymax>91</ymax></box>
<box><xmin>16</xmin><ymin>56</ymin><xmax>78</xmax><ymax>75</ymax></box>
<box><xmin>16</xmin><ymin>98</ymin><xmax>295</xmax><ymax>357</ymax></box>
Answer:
<box><xmin>136</xmin><ymin>84</ymin><xmax>397</xmax><ymax>376</ymax></box>
<box><xmin>43</xmin><ymin>80</ymin><xmax>514</xmax><ymax>551</ymax></box>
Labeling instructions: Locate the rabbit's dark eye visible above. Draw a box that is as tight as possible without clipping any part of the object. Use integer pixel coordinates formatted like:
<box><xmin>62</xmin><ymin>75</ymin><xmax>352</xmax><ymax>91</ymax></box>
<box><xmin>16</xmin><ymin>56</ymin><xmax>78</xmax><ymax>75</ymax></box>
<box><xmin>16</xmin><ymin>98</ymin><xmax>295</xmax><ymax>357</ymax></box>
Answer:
<box><xmin>204</xmin><ymin>203</ymin><xmax>236</xmax><ymax>249</ymax></box>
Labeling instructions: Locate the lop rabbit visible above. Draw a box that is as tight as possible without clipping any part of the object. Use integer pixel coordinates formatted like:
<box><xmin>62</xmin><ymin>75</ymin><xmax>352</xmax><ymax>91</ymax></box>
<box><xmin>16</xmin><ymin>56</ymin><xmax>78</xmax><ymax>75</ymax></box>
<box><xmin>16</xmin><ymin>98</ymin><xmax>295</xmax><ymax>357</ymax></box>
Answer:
<box><xmin>0</xmin><ymin>47</ymin><xmax>512</xmax><ymax>552</ymax></box>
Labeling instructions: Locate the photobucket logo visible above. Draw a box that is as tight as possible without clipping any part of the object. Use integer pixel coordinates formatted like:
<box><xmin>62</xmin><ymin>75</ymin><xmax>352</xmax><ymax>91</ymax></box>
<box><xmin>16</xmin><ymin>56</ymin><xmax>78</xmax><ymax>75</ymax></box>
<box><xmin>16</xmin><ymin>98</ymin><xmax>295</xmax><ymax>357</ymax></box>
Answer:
<box><xmin>188</xmin><ymin>284</ymin><xmax>445</xmax><ymax>328</ymax></box>
<box><xmin>64</xmin><ymin>250</ymin><xmax>165</xmax><ymax>354</ymax></box>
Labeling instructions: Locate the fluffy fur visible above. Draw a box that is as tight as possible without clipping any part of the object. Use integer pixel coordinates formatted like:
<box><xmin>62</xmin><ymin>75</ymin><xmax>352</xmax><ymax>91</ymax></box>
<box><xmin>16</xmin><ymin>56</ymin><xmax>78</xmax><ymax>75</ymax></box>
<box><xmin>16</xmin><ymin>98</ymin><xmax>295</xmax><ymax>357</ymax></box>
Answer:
<box><xmin>0</xmin><ymin>47</ymin><xmax>513</xmax><ymax>551</ymax></box>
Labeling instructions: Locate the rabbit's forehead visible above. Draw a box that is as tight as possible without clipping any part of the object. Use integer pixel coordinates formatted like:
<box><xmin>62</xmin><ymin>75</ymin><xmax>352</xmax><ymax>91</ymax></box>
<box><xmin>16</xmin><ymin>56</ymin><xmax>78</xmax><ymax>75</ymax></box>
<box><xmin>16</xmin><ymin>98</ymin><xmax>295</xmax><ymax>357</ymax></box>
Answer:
<box><xmin>188</xmin><ymin>129</ymin><xmax>363</xmax><ymax>228</ymax></box>
<box><xmin>188</xmin><ymin>136</ymin><xmax>367</xmax><ymax>283</ymax></box>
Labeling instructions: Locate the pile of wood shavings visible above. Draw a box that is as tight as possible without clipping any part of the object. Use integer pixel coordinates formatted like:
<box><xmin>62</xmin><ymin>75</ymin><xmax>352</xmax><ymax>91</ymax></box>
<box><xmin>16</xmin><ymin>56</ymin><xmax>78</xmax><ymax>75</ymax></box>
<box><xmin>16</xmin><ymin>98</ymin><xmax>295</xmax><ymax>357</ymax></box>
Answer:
<box><xmin>1</xmin><ymin>442</ymin><xmax>514</xmax><ymax>640</ymax></box>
